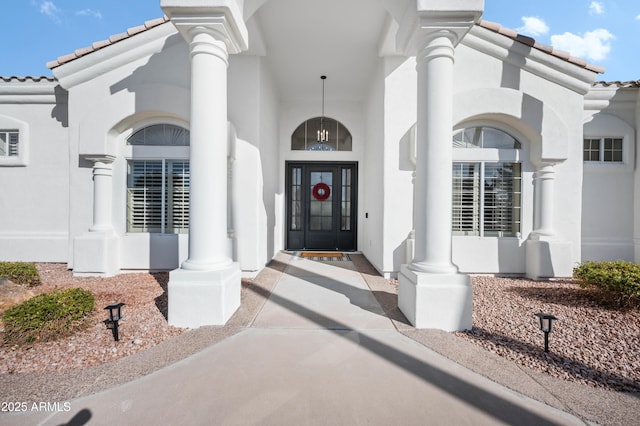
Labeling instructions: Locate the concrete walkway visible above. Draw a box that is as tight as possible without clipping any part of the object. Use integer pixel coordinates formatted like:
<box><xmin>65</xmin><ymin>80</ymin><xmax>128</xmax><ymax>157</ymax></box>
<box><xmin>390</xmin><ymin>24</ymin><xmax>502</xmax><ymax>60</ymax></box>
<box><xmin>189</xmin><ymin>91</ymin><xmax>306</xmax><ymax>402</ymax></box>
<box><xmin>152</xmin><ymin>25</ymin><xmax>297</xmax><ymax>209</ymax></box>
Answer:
<box><xmin>3</xmin><ymin>253</ymin><xmax>592</xmax><ymax>425</ymax></box>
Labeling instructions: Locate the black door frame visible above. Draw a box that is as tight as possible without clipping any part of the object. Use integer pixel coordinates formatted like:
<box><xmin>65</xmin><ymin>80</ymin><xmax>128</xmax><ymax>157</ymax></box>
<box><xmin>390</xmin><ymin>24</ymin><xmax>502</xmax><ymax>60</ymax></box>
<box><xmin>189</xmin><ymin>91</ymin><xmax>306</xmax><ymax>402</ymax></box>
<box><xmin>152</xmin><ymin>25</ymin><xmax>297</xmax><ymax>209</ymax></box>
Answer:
<box><xmin>285</xmin><ymin>161</ymin><xmax>358</xmax><ymax>251</ymax></box>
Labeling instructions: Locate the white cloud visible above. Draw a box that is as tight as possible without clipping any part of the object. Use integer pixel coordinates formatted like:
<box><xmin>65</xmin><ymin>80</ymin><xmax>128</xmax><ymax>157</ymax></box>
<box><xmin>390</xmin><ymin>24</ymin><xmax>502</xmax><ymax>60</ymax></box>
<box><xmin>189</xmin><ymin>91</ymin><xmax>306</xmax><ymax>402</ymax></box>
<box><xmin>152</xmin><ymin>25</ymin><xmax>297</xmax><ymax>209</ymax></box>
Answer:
<box><xmin>589</xmin><ymin>1</ymin><xmax>604</xmax><ymax>15</ymax></box>
<box><xmin>76</xmin><ymin>9</ymin><xmax>103</xmax><ymax>19</ymax></box>
<box><xmin>39</xmin><ymin>1</ymin><xmax>61</xmax><ymax>23</ymax></box>
<box><xmin>636</xmin><ymin>14</ymin><xmax>640</xmax><ymax>21</ymax></box>
<box><xmin>517</xmin><ymin>16</ymin><xmax>550</xmax><ymax>37</ymax></box>
<box><xmin>551</xmin><ymin>29</ymin><xmax>615</xmax><ymax>61</ymax></box>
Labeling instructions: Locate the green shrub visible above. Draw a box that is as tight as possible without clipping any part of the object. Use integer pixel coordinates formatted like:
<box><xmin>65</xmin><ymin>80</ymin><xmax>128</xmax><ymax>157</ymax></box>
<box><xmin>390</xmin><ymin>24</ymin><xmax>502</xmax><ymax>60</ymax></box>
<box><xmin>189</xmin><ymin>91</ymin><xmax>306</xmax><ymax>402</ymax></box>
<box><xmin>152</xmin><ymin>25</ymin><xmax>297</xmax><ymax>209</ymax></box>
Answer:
<box><xmin>2</xmin><ymin>288</ymin><xmax>95</xmax><ymax>345</ymax></box>
<box><xmin>0</xmin><ymin>262</ymin><xmax>41</xmax><ymax>287</ymax></box>
<box><xmin>573</xmin><ymin>260</ymin><xmax>640</xmax><ymax>308</ymax></box>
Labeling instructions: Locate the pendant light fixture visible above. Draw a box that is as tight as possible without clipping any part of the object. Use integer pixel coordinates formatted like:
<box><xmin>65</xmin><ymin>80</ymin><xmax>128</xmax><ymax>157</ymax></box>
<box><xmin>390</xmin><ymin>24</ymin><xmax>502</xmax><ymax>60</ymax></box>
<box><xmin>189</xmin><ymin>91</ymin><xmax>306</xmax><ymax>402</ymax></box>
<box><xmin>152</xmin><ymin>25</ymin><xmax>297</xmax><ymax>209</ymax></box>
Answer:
<box><xmin>317</xmin><ymin>75</ymin><xmax>329</xmax><ymax>143</ymax></box>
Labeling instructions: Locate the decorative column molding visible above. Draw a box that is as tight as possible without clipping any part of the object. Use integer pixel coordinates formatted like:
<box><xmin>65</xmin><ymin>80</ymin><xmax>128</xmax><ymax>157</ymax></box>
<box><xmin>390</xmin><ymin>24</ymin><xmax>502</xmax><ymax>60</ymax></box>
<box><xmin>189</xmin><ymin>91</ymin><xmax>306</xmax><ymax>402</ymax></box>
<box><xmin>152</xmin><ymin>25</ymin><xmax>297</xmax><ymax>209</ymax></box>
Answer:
<box><xmin>525</xmin><ymin>161</ymin><xmax>573</xmax><ymax>280</ymax></box>
<box><xmin>73</xmin><ymin>155</ymin><xmax>119</xmax><ymax>277</ymax></box>
<box><xmin>162</xmin><ymin>0</ymin><xmax>247</xmax><ymax>327</ymax></box>
<box><xmin>530</xmin><ymin>163</ymin><xmax>557</xmax><ymax>239</ymax></box>
<box><xmin>397</xmin><ymin>1</ymin><xmax>483</xmax><ymax>331</ymax></box>
<box><xmin>86</xmin><ymin>156</ymin><xmax>116</xmax><ymax>233</ymax></box>
<box><xmin>161</xmin><ymin>0</ymin><xmax>248</xmax><ymax>54</ymax></box>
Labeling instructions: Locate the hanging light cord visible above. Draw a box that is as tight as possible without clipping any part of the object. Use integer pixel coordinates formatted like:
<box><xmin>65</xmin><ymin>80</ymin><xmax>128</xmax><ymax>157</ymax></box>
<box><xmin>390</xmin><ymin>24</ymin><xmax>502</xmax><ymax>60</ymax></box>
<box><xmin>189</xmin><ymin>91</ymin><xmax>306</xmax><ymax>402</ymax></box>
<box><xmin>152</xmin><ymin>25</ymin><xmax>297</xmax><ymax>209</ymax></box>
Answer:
<box><xmin>319</xmin><ymin>75</ymin><xmax>328</xmax><ymax>143</ymax></box>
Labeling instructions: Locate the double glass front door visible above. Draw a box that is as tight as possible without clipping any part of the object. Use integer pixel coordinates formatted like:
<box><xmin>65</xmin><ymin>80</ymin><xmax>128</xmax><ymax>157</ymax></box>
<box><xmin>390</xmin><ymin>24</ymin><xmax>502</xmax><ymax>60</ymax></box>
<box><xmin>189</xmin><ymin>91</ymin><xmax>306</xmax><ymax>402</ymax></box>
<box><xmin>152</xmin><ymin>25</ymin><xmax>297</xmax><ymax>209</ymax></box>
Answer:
<box><xmin>286</xmin><ymin>162</ymin><xmax>357</xmax><ymax>251</ymax></box>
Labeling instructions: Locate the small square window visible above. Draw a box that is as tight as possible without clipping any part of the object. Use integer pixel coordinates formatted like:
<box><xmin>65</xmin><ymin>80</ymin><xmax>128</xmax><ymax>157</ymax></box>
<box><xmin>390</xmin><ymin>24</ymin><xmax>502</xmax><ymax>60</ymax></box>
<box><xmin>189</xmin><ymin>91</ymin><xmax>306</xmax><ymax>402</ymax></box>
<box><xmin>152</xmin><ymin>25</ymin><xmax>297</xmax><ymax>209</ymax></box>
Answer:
<box><xmin>0</xmin><ymin>117</ymin><xmax>28</xmax><ymax>166</ymax></box>
<box><xmin>583</xmin><ymin>137</ymin><xmax>623</xmax><ymax>163</ymax></box>
<box><xmin>0</xmin><ymin>130</ymin><xmax>19</xmax><ymax>158</ymax></box>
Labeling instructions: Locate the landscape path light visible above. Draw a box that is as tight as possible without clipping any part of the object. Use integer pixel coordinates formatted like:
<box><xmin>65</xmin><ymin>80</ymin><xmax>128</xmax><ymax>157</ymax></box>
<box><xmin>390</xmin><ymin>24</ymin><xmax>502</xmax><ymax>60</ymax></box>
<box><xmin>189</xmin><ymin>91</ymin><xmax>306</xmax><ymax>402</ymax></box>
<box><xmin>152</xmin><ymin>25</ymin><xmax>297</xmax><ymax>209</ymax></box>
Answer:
<box><xmin>104</xmin><ymin>302</ymin><xmax>125</xmax><ymax>342</ymax></box>
<box><xmin>534</xmin><ymin>312</ymin><xmax>557</xmax><ymax>353</ymax></box>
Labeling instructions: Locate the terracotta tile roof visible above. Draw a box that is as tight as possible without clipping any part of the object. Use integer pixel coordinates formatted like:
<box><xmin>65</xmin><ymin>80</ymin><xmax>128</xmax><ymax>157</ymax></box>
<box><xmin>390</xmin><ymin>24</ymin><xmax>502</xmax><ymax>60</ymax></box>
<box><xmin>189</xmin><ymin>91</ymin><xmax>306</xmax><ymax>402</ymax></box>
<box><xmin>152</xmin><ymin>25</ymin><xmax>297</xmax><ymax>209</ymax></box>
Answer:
<box><xmin>592</xmin><ymin>80</ymin><xmax>640</xmax><ymax>88</ymax></box>
<box><xmin>477</xmin><ymin>20</ymin><xmax>606</xmax><ymax>74</ymax></box>
<box><xmin>0</xmin><ymin>76</ymin><xmax>56</xmax><ymax>83</ymax></box>
<box><xmin>45</xmin><ymin>16</ymin><xmax>169</xmax><ymax>69</ymax></box>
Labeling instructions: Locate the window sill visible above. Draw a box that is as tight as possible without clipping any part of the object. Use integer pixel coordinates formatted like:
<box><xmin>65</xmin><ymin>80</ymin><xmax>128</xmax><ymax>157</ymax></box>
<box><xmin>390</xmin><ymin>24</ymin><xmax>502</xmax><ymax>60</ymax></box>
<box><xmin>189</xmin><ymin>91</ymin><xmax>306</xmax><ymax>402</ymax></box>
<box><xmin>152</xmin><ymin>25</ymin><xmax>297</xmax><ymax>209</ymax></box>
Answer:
<box><xmin>583</xmin><ymin>161</ymin><xmax>632</xmax><ymax>173</ymax></box>
<box><xmin>0</xmin><ymin>157</ymin><xmax>27</xmax><ymax>167</ymax></box>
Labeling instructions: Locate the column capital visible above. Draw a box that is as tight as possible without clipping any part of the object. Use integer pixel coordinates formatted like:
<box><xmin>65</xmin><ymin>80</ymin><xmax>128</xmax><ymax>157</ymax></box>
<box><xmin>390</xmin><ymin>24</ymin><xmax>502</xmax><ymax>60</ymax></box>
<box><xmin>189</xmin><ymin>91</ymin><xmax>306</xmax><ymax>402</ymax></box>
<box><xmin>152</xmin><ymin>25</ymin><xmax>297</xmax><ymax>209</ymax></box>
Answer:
<box><xmin>534</xmin><ymin>162</ymin><xmax>556</xmax><ymax>176</ymax></box>
<box><xmin>161</xmin><ymin>0</ymin><xmax>248</xmax><ymax>54</ymax></box>
<box><xmin>397</xmin><ymin>0</ymin><xmax>484</xmax><ymax>55</ymax></box>
<box><xmin>82</xmin><ymin>155</ymin><xmax>116</xmax><ymax>166</ymax></box>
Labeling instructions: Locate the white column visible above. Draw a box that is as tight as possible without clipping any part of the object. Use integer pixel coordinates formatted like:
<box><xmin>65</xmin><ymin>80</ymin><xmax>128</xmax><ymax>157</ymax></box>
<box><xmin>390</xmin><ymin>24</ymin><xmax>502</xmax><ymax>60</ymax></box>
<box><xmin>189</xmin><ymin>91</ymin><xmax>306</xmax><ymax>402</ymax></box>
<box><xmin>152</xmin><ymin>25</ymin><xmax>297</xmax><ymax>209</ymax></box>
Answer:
<box><xmin>398</xmin><ymin>31</ymin><xmax>472</xmax><ymax>331</ymax></box>
<box><xmin>532</xmin><ymin>163</ymin><xmax>556</xmax><ymax>238</ymax></box>
<box><xmin>526</xmin><ymin>162</ymin><xmax>573</xmax><ymax>279</ymax></box>
<box><xmin>161</xmin><ymin>0</ymin><xmax>248</xmax><ymax>327</ymax></box>
<box><xmin>410</xmin><ymin>33</ymin><xmax>458</xmax><ymax>274</ymax></box>
<box><xmin>181</xmin><ymin>30</ymin><xmax>232</xmax><ymax>271</ymax></box>
<box><xmin>88</xmin><ymin>156</ymin><xmax>115</xmax><ymax>233</ymax></box>
<box><xmin>73</xmin><ymin>155</ymin><xmax>119</xmax><ymax>277</ymax></box>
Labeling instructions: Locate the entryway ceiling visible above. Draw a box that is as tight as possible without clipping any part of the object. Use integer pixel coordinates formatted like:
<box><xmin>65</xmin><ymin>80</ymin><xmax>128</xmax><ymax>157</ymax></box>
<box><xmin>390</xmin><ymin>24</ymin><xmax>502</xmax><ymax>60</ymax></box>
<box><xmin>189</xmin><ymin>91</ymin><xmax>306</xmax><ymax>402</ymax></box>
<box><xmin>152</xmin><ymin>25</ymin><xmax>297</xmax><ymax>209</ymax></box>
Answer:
<box><xmin>250</xmin><ymin>0</ymin><xmax>400</xmax><ymax>103</ymax></box>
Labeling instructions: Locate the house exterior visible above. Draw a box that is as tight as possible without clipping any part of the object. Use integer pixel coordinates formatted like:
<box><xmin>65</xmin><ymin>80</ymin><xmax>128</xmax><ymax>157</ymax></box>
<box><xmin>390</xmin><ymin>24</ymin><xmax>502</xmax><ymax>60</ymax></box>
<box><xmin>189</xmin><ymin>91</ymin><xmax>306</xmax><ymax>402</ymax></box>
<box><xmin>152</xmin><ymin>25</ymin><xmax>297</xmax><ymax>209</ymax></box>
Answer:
<box><xmin>1</xmin><ymin>0</ymin><xmax>638</xmax><ymax>330</ymax></box>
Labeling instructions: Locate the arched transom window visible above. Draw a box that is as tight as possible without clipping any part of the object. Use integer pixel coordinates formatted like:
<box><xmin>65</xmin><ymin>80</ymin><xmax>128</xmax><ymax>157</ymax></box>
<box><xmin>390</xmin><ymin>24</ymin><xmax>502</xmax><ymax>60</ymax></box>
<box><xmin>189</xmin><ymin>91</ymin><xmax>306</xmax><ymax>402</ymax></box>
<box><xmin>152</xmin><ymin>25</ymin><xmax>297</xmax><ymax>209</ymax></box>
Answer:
<box><xmin>126</xmin><ymin>124</ymin><xmax>190</xmax><ymax>234</ymax></box>
<box><xmin>128</xmin><ymin>123</ymin><xmax>190</xmax><ymax>146</ymax></box>
<box><xmin>452</xmin><ymin>126</ymin><xmax>522</xmax><ymax>237</ymax></box>
<box><xmin>291</xmin><ymin>117</ymin><xmax>352</xmax><ymax>151</ymax></box>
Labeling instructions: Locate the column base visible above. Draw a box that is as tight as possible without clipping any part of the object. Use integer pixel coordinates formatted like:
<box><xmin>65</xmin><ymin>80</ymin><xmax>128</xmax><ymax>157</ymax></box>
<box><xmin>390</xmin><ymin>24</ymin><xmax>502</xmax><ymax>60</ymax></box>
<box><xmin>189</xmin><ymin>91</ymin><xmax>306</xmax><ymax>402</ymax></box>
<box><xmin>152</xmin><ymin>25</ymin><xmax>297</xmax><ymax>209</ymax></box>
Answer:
<box><xmin>525</xmin><ymin>239</ymin><xmax>573</xmax><ymax>280</ymax></box>
<box><xmin>398</xmin><ymin>265</ymin><xmax>472</xmax><ymax>331</ymax></box>
<box><xmin>168</xmin><ymin>262</ymin><xmax>241</xmax><ymax>328</ymax></box>
<box><xmin>73</xmin><ymin>232</ymin><xmax>119</xmax><ymax>277</ymax></box>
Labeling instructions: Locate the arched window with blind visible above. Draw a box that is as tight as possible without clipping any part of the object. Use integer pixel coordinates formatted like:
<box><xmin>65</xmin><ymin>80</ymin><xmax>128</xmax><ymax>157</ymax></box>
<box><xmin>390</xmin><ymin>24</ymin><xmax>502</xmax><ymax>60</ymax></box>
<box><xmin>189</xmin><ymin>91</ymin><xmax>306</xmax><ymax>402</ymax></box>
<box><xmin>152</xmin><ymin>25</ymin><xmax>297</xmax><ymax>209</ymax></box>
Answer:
<box><xmin>126</xmin><ymin>124</ymin><xmax>190</xmax><ymax>234</ymax></box>
<box><xmin>452</xmin><ymin>126</ymin><xmax>522</xmax><ymax>237</ymax></box>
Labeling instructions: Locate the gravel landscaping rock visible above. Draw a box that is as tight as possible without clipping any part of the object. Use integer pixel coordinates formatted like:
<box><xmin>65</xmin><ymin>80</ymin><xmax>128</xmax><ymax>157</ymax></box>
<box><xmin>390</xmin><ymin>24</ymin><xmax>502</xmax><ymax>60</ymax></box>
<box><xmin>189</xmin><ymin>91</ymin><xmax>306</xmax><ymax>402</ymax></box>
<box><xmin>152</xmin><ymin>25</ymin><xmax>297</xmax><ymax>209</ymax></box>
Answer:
<box><xmin>455</xmin><ymin>276</ymin><xmax>640</xmax><ymax>392</ymax></box>
<box><xmin>1</xmin><ymin>264</ymin><xmax>185</xmax><ymax>374</ymax></box>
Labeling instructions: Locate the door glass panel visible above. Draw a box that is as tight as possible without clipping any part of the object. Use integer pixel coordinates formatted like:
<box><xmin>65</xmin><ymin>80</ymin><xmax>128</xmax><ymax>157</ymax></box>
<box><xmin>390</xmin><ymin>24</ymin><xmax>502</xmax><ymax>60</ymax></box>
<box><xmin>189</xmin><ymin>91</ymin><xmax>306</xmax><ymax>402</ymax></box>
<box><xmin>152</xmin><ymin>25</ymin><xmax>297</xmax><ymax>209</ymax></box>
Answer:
<box><xmin>341</xmin><ymin>168</ymin><xmax>352</xmax><ymax>230</ymax></box>
<box><xmin>309</xmin><ymin>171</ymin><xmax>333</xmax><ymax>231</ymax></box>
<box><xmin>290</xmin><ymin>167</ymin><xmax>301</xmax><ymax>230</ymax></box>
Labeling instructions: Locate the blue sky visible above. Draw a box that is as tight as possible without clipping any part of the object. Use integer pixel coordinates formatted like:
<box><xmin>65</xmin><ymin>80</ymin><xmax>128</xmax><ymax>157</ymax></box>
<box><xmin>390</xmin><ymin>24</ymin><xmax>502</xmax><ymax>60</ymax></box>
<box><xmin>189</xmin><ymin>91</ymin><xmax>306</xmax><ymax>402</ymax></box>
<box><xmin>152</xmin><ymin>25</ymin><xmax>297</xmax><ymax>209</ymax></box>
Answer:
<box><xmin>1</xmin><ymin>0</ymin><xmax>638</xmax><ymax>81</ymax></box>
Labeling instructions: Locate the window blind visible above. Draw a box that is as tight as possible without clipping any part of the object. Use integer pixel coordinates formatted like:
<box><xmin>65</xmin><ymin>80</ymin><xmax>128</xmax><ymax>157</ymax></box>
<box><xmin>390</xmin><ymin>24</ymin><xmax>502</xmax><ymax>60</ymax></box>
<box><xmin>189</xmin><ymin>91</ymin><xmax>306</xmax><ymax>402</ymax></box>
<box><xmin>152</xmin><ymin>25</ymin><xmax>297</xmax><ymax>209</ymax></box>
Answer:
<box><xmin>452</xmin><ymin>162</ymin><xmax>521</xmax><ymax>237</ymax></box>
<box><xmin>127</xmin><ymin>160</ymin><xmax>189</xmax><ymax>233</ymax></box>
<box><xmin>0</xmin><ymin>130</ymin><xmax>19</xmax><ymax>157</ymax></box>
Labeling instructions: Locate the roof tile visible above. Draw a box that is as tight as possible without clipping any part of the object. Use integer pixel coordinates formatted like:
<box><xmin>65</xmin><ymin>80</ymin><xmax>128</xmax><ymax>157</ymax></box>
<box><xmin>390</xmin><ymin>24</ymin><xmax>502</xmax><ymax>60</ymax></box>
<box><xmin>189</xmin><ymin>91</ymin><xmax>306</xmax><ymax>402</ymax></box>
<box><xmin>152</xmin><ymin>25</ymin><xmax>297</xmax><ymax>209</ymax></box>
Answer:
<box><xmin>74</xmin><ymin>46</ymin><xmax>94</xmax><ymax>57</ymax></box>
<box><xmin>127</xmin><ymin>25</ymin><xmax>147</xmax><ymax>37</ymax></box>
<box><xmin>514</xmin><ymin>34</ymin><xmax>535</xmax><ymax>47</ymax></box>
<box><xmin>477</xmin><ymin>19</ymin><xmax>604</xmax><ymax>74</ymax></box>
<box><xmin>593</xmin><ymin>80</ymin><xmax>640</xmax><ymax>88</ymax></box>
<box><xmin>0</xmin><ymin>76</ymin><xmax>56</xmax><ymax>83</ymax></box>
<box><xmin>108</xmin><ymin>32</ymin><xmax>130</xmax><ymax>44</ymax></box>
<box><xmin>44</xmin><ymin>16</ymin><xmax>170</xmax><ymax>70</ymax></box>
<box><xmin>92</xmin><ymin>40</ymin><xmax>111</xmax><ymax>50</ymax></box>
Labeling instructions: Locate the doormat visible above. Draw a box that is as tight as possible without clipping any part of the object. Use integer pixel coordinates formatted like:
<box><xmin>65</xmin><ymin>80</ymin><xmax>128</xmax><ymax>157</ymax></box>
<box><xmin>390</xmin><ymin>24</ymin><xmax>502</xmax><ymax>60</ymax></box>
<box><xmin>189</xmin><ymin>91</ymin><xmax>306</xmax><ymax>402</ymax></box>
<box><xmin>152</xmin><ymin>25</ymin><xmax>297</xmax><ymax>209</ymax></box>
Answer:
<box><xmin>294</xmin><ymin>252</ymin><xmax>351</xmax><ymax>261</ymax></box>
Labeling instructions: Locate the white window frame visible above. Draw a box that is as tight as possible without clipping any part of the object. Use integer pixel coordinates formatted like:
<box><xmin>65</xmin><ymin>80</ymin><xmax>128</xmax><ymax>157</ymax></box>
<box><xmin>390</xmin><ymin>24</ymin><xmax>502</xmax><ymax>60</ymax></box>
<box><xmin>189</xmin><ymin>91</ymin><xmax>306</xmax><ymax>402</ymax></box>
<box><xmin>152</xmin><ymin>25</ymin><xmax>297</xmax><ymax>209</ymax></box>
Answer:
<box><xmin>0</xmin><ymin>115</ymin><xmax>28</xmax><ymax>167</ymax></box>
<box><xmin>583</xmin><ymin>113</ymin><xmax>634</xmax><ymax>174</ymax></box>
<box><xmin>0</xmin><ymin>130</ymin><xmax>19</xmax><ymax>157</ymax></box>
<box><xmin>124</xmin><ymin>123</ymin><xmax>190</xmax><ymax>235</ymax></box>
<box><xmin>583</xmin><ymin>137</ymin><xmax>623</xmax><ymax>163</ymax></box>
<box><xmin>452</xmin><ymin>125</ymin><xmax>522</xmax><ymax>238</ymax></box>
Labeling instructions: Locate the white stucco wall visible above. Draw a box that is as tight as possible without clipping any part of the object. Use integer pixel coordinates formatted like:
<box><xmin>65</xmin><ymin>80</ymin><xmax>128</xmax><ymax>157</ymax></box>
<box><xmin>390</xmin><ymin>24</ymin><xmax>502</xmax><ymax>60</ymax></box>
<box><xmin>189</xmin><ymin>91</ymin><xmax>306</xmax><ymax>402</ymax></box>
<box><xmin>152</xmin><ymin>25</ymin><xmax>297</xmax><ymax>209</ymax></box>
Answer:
<box><xmin>360</xmin><ymin>59</ymin><xmax>387</xmax><ymax>273</ymax></box>
<box><xmin>582</xmin><ymin>89</ymin><xmax>637</xmax><ymax>262</ymax></box>
<box><xmin>381</xmin><ymin>57</ymin><xmax>416</xmax><ymax>275</ymax></box>
<box><xmin>228</xmin><ymin>54</ymin><xmax>278</xmax><ymax>271</ymax></box>
<box><xmin>0</xmin><ymin>85</ymin><xmax>70</xmax><ymax>262</ymax></box>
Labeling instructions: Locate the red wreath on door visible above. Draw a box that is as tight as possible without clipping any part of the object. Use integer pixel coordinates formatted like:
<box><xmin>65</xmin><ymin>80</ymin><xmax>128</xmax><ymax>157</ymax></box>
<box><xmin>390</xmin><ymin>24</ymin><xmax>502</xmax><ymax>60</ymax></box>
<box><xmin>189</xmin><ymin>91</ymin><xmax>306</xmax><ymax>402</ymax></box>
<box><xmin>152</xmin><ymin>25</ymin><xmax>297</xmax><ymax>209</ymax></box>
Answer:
<box><xmin>312</xmin><ymin>182</ymin><xmax>331</xmax><ymax>201</ymax></box>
